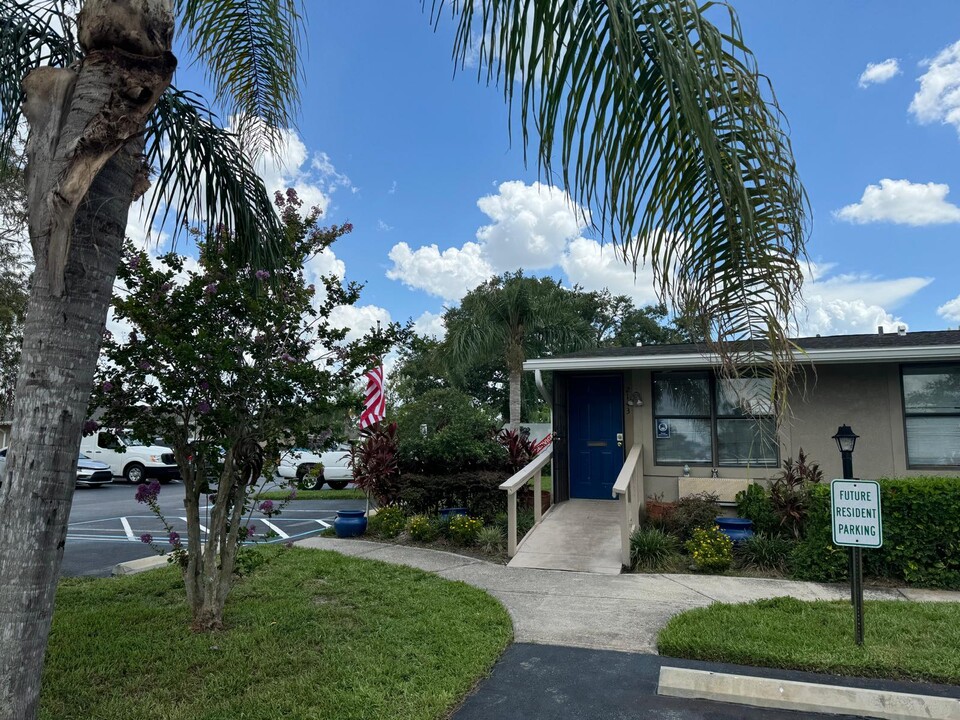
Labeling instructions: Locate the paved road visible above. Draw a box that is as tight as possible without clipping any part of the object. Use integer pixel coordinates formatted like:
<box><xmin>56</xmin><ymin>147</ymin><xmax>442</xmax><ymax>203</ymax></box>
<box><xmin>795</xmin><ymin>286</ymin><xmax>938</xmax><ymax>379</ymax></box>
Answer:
<box><xmin>62</xmin><ymin>480</ymin><xmax>365</xmax><ymax>577</ymax></box>
<box><xmin>453</xmin><ymin>643</ymin><xmax>960</xmax><ymax>720</ymax></box>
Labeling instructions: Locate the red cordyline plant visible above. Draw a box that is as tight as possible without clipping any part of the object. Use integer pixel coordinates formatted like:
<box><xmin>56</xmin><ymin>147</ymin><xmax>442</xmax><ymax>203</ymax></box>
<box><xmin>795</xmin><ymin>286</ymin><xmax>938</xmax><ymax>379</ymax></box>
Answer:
<box><xmin>497</xmin><ymin>428</ymin><xmax>536</xmax><ymax>472</ymax></box>
<box><xmin>770</xmin><ymin>448</ymin><xmax>824</xmax><ymax>538</ymax></box>
<box><xmin>350</xmin><ymin>422</ymin><xmax>401</xmax><ymax>506</ymax></box>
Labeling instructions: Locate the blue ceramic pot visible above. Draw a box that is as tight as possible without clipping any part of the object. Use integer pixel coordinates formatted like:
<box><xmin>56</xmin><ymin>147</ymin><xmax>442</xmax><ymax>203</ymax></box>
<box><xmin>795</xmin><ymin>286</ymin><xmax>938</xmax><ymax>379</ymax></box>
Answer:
<box><xmin>715</xmin><ymin>516</ymin><xmax>754</xmax><ymax>544</ymax></box>
<box><xmin>333</xmin><ymin>509</ymin><xmax>367</xmax><ymax>538</ymax></box>
<box><xmin>439</xmin><ymin>507</ymin><xmax>468</xmax><ymax>520</ymax></box>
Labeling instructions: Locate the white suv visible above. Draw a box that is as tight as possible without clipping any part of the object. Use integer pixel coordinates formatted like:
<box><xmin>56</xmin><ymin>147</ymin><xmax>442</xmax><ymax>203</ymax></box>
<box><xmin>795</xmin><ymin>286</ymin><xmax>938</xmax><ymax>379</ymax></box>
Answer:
<box><xmin>79</xmin><ymin>430</ymin><xmax>180</xmax><ymax>484</ymax></box>
<box><xmin>276</xmin><ymin>443</ymin><xmax>352</xmax><ymax>490</ymax></box>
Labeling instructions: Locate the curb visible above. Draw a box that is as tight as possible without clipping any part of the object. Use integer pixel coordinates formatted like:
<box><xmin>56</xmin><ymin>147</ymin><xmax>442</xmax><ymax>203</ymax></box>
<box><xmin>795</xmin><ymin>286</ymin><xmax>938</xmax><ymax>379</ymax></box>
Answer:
<box><xmin>112</xmin><ymin>555</ymin><xmax>168</xmax><ymax>576</ymax></box>
<box><xmin>657</xmin><ymin>666</ymin><xmax>960</xmax><ymax>720</ymax></box>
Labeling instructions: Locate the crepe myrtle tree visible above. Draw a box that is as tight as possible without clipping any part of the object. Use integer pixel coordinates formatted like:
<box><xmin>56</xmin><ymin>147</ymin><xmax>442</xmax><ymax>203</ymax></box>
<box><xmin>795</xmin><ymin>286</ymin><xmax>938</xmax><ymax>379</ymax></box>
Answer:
<box><xmin>91</xmin><ymin>191</ymin><xmax>404</xmax><ymax>630</ymax></box>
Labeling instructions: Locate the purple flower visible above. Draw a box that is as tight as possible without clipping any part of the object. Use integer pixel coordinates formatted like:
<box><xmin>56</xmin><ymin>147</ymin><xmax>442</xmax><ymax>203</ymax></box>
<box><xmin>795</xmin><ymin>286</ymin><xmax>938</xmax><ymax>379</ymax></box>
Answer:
<box><xmin>204</xmin><ymin>282</ymin><xmax>218</xmax><ymax>295</ymax></box>
<box><xmin>135</xmin><ymin>480</ymin><xmax>161</xmax><ymax>504</ymax></box>
<box><xmin>246</xmin><ymin>525</ymin><xmax>256</xmax><ymax>538</ymax></box>
<box><xmin>168</xmin><ymin>531</ymin><xmax>180</xmax><ymax>546</ymax></box>
<box><xmin>101</xmin><ymin>381</ymin><xmax>113</xmax><ymax>392</ymax></box>
<box><xmin>82</xmin><ymin>420</ymin><xmax>100</xmax><ymax>435</ymax></box>
<box><xmin>197</xmin><ymin>401</ymin><xmax>211</xmax><ymax>414</ymax></box>
<box><xmin>129</xmin><ymin>256</ymin><xmax>141</xmax><ymax>270</ymax></box>
<box><xmin>140</xmin><ymin>533</ymin><xmax>153</xmax><ymax>544</ymax></box>
<box><xmin>255</xmin><ymin>269</ymin><xmax>271</xmax><ymax>280</ymax></box>
<box><xmin>199</xmin><ymin>381</ymin><xmax>210</xmax><ymax>391</ymax></box>
<box><xmin>139</xmin><ymin>361</ymin><xmax>152</xmax><ymax>372</ymax></box>
<box><xmin>280</xmin><ymin>352</ymin><xmax>294</xmax><ymax>363</ymax></box>
<box><xmin>259</xmin><ymin>500</ymin><xmax>275</xmax><ymax>514</ymax></box>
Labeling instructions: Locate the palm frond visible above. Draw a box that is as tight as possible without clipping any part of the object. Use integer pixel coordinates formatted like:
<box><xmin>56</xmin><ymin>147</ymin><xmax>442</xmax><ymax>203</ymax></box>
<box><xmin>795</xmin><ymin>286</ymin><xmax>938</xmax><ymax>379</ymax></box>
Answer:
<box><xmin>434</xmin><ymin>0</ymin><xmax>809</xmax><ymax>399</ymax></box>
<box><xmin>142</xmin><ymin>88</ymin><xmax>284</xmax><ymax>268</ymax></box>
<box><xmin>175</xmin><ymin>0</ymin><xmax>305</xmax><ymax>155</ymax></box>
<box><xmin>0</xmin><ymin>0</ymin><xmax>78</xmax><ymax>169</ymax></box>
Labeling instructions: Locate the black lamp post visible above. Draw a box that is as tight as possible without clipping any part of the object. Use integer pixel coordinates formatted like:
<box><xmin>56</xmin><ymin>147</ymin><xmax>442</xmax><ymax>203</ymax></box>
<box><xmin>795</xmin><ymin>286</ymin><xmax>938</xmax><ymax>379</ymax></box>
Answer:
<box><xmin>832</xmin><ymin>423</ymin><xmax>863</xmax><ymax>645</ymax></box>
<box><xmin>832</xmin><ymin>424</ymin><xmax>859</xmax><ymax>480</ymax></box>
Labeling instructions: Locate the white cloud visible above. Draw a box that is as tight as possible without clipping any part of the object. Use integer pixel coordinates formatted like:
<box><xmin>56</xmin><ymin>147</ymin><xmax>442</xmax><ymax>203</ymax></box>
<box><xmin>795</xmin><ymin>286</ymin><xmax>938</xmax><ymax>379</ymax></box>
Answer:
<box><xmin>328</xmin><ymin>304</ymin><xmax>393</xmax><ymax>344</ymax></box>
<box><xmin>413</xmin><ymin>311</ymin><xmax>447</xmax><ymax>339</ymax></box>
<box><xmin>559</xmin><ymin>237</ymin><xmax>659</xmax><ymax>304</ymax></box>
<box><xmin>834</xmin><ymin>178</ymin><xmax>960</xmax><ymax>225</ymax></box>
<box><xmin>910</xmin><ymin>39</ymin><xmax>960</xmax><ymax>136</ymax></box>
<box><xmin>793</xmin><ymin>263</ymin><xmax>932</xmax><ymax>336</ymax></box>
<box><xmin>938</xmin><ymin>295</ymin><xmax>960</xmax><ymax>323</ymax></box>
<box><xmin>388</xmin><ymin>180</ymin><xmax>397</xmax><ymax>195</ymax></box>
<box><xmin>377</xmin><ymin>219</ymin><xmax>393</xmax><ymax>232</ymax></box>
<box><xmin>475</xmin><ymin>180</ymin><xmax>588</xmax><ymax>271</ymax></box>
<box><xmin>858</xmin><ymin>58</ymin><xmax>901</xmax><ymax>87</ymax></box>
<box><xmin>386</xmin><ymin>241</ymin><xmax>493</xmax><ymax>301</ymax></box>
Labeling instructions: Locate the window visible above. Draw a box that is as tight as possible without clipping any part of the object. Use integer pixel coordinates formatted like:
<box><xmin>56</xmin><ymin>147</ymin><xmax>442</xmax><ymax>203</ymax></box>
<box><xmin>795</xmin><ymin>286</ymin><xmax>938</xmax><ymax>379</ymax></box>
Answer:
<box><xmin>902</xmin><ymin>364</ymin><xmax>960</xmax><ymax>467</ymax></box>
<box><xmin>653</xmin><ymin>372</ymin><xmax>778</xmax><ymax>467</ymax></box>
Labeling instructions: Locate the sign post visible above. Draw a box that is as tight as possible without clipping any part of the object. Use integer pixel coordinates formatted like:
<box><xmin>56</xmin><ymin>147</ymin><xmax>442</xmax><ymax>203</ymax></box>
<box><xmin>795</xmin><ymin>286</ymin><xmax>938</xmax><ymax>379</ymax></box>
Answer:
<box><xmin>830</xmin><ymin>479</ymin><xmax>882</xmax><ymax>646</ymax></box>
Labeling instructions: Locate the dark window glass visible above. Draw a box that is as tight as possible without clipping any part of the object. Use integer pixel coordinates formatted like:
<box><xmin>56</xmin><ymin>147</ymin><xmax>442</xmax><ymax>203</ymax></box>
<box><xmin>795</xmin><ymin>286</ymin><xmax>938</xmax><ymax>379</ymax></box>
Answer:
<box><xmin>902</xmin><ymin>365</ymin><xmax>960</xmax><ymax>467</ymax></box>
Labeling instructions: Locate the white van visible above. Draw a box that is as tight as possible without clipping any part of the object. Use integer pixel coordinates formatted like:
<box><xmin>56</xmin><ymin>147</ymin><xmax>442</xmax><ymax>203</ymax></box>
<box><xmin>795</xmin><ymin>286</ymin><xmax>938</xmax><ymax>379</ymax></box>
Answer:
<box><xmin>79</xmin><ymin>430</ymin><xmax>180</xmax><ymax>484</ymax></box>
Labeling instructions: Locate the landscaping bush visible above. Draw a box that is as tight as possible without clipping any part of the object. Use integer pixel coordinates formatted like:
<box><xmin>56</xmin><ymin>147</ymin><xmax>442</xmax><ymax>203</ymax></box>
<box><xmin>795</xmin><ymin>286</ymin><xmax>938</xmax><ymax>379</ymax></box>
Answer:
<box><xmin>447</xmin><ymin>515</ymin><xmax>484</xmax><ymax>545</ymax></box>
<box><xmin>395</xmin><ymin>389</ymin><xmax>507</xmax><ymax>474</ymax></box>
<box><xmin>475</xmin><ymin>525</ymin><xmax>505</xmax><ymax>554</ymax></box>
<box><xmin>792</xmin><ymin>478</ymin><xmax>960</xmax><ymax>588</ymax></box>
<box><xmin>664</xmin><ymin>492</ymin><xmax>720</xmax><ymax>542</ymax></box>
<box><xmin>685</xmin><ymin>525</ymin><xmax>733</xmax><ymax>572</ymax></box>
<box><xmin>630</xmin><ymin>527</ymin><xmax>680</xmax><ymax>570</ymax></box>
<box><xmin>769</xmin><ymin>448</ymin><xmax>823</xmax><ymax>538</ymax></box>
<box><xmin>398</xmin><ymin>470</ymin><xmax>508</xmax><ymax>520</ymax></box>
<box><xmin>349</xmin><ymin>422</ymin><xmax>401</xmax><ymax>506</ymax></box>
<box><xmin>734</xmin><ymin>483</ymin><xmax>781</xmax><ymax>536</ymax></box>
<box><xmin>493</xmin><ymin>509</ymin><xmax>535</xmax><ymax>541</ymax></box>
<box><xmin>367</xmin><ymin>506</ymin><xmax>406</xmax><ymax>539</ymax></box>
<box><xmin>406</xmin><ymin>515</ymin><xmax>439</xmax><ymax>543</ymax></box>
<box><xmin>736</xmin><ymin>533</ymin><xmax>796</xmax><ymax>572</ymax></box>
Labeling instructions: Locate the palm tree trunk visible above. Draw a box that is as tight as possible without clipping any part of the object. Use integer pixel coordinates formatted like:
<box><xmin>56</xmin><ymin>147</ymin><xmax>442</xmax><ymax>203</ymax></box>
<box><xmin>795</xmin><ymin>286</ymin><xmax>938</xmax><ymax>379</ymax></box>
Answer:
<box><xmin>509</xmin><ymin>365</ymin><xmax>522</xmax><ymax>430</ymax></box>
<box><xmin>0</xmin><ymin>145</ymin><xmax>138</xmax><ymax>719</ymax></box>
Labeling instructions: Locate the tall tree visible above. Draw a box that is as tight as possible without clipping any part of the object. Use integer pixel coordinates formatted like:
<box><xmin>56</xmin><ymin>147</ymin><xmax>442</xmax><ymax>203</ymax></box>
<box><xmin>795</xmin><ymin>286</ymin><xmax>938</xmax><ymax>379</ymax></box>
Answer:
<box><xmin>0</xmin><ymin>158</ymin><xmax>28</xmax><ymax>417</ymax></box>
<box><xmin>0</xmin><ymin>0</ymin><xmax>305</xmax><ymax>715</ymax></box>
<box><xmin>446</xmin><ymin>272</ymin><xmax>594</xmax><ymax>428</ymax></box>
<box><xmin>1</xmin><ymin>0</ymin><xmax>807</xmax><ymax>715</ymax></box>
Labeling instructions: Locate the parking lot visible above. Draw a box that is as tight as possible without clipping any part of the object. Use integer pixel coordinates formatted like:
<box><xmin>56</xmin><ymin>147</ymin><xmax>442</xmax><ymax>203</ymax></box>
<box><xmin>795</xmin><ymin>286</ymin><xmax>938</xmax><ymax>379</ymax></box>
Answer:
<box><xmin>62</xmin><ymin>480</ymin><xmax>365</xmax><ymax>577</ymax></box>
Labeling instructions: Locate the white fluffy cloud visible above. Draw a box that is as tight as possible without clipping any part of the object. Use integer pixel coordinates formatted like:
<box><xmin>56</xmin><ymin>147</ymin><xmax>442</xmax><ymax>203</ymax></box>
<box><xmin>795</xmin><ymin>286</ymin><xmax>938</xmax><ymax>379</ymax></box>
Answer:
<box><xmin>386</xmin><ymin>241</ymin><xmax>493</xmax><ymax>301</ymax></box>
<box><xmin>937</xmin><ymin>295</ymin><xmax>960</xmax><ymax>323</ymax></box>
<box><xmin>559</xmin><ymin>237</ymin><xmax>658</xmax><ymax>304</ymax></box>
<box><xmin>794</xmin><ymin>263</ymin><xmax>932</xmax><ymax>336</ymax></box>
<box><xmin>476</xmin><ymin>181</ymin><xmax>588</xmax><ymax>271</ymax></box>
<box><xmin>328</xmin><ymin>304</ymin><xmax>393</xmax><ymax>344</ymax></box>
<box><xmin>858</xmin><ymin>58</ymin><xmax>901</xmax><ymax>87</ymax></box>
<box><xmin>413</xmin><ymin>310</ymin><xmax>447</xmax><ymax>339</ymax></box>
<box><xmin>910</xmin><ymin>39</ymin><xmax>960</xmax><ymax>136</ymax></box>
<box><xmin>834</xmin><ymin>178</ymin><xmax>960</xmax><ymax>225</ymax></box>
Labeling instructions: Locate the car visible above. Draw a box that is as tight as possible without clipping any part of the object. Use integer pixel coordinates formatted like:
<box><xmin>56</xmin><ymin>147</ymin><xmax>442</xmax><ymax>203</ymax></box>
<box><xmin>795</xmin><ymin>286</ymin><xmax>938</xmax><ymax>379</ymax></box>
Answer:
<box><xmin>276</xmin><ymin>443</ymin><xmax>353</xmax><ymax>490</ymax></box>
<box><xmin>0</xmin><ymin>448</ymin><xmax>113</xmax><ymax>488</ymax></box>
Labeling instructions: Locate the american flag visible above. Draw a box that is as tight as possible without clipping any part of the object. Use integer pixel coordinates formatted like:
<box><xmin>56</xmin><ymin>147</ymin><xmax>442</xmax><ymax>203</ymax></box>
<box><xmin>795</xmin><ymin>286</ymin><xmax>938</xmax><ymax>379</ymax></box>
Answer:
<box><xmin>359</xmin><ymin>363</ymin><xmax>385</xmax><ymax>429</ymax></box>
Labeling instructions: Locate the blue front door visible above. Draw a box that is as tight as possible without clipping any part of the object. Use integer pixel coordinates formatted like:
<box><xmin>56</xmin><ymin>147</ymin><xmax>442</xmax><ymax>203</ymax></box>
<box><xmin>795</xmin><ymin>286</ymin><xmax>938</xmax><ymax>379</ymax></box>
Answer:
<box><xmin>568</xmin><ymin>375</ymin><xmax>624</xmax><ymax>499</ymax></box>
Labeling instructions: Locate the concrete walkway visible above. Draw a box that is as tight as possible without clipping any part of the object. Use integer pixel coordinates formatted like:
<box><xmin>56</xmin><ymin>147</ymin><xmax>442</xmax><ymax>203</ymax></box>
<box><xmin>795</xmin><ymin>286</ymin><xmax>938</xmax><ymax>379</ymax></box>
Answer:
<box><xmin>508</xmin><ymin>499</ymin><xmax>621</xmax><ymax>574</ymax></box>
<box><xmin>298</xmin><ymin>537</ymin><xmax>936</xmax><ymax>653</ymax></box>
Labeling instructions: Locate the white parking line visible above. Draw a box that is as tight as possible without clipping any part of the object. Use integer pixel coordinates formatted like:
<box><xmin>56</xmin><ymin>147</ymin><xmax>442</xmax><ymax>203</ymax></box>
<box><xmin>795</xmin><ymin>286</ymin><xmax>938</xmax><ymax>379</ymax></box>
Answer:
<box><xmin>120</xmin><ymin>517</ymin><xmax>135</xmax><ymax>542</ymax></box>
<box><xmin>181</xmin><ymin>517</ymin><xmax>208</xmax><ymax>533</ymax></box>
<box><xmin>315</xmin><ymin>519</ymin><xmax>331</xmax><ymax>528</ymax></box>
<box><xmin>258</xmin><ymin>518</ymin><xmax>289</xmax><ymax>538</ymax></box>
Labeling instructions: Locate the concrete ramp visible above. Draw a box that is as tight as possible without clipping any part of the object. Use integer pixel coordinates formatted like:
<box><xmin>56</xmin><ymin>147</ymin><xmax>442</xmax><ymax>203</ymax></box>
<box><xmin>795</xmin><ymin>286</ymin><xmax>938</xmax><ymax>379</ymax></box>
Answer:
<box><xmin>508</xmin><ymin>499</ymin><xmax>622</xmax><ymax>575</ymax></box>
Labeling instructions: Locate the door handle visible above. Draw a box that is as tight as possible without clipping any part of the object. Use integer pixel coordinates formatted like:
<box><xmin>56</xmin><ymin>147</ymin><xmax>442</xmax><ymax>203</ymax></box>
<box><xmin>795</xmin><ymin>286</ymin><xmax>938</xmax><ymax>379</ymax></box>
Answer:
<box><xmin>616</xmin><ymin>432</ymin><xmax>624</xmax><ymax>447</ymax></box>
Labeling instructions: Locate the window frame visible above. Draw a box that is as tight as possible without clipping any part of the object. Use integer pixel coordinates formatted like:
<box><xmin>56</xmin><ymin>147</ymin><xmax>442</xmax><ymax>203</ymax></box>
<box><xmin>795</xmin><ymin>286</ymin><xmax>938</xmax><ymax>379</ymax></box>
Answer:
<box><xmin>900</xmin><ymin>362</ymin><xmax>960</xmax><ymax>469</ymax></box>
<box><xmin>652</xmin><ymin>371</ymin><xmax>779</xmax><ymax>468</ymax></box>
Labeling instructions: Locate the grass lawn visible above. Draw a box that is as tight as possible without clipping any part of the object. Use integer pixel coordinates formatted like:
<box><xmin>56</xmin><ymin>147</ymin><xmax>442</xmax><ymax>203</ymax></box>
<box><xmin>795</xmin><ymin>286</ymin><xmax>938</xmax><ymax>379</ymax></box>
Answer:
<box><xmin>259</xmin><ymin>488</ymin><xmax>365</xmax><ymax>501</ymax></box>
<box><xmin>658</xmin><ymin>596</ymin><xmax>960</xmax><ymax>684</ymax></box>
<box><xmin>42</xmin><ymin>547</ymin><xmax>512</xmax><ymax>719</ymax></box>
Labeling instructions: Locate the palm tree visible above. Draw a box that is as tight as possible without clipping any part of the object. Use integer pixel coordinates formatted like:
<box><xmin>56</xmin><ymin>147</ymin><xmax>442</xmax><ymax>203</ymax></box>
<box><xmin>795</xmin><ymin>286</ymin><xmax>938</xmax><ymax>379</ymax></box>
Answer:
<box><xmin>0</xmin><ymin>0</ymin><xmax>807</xmax><ymax>716</ymax></box>
<box><xmin>446</xmin><ymin>273</ymin><xmax>595</xmax><ymax>429</ymax></box>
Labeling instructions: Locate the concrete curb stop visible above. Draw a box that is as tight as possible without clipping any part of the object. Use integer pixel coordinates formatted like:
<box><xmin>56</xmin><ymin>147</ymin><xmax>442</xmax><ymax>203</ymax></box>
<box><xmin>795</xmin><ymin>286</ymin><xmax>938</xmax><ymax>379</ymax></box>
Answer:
<box><xmin>657</xmin><ymin>666</ymin><xmax>960</xmax><ymax>720</ymax></box>
<box><xmin>112</xmin><ymin>555</ymin><xmax>169</xmax><ymax>576</ymax></box>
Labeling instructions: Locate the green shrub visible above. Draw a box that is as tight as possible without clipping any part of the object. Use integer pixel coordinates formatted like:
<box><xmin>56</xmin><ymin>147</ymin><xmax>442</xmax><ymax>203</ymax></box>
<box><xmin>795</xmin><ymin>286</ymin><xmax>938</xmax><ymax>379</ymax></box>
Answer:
<box><xmin>398</xmin><ymin>471</ymin><xmax>508</xmax><ymax>520</ymax></box>
<box><xmin>736</xmin><ymin>533</ymin><xmax>796</xmax><ymax>572</ymax></box>
<box><xmin>665</xmin><ymin>493</ymin><xmax>720</xmax><ymax>542</ymax></box>
<box><xmin>790</xmin><ymin>478</ymin><xmax>960</xmax><ymax>588</ymax></box>
<box><xmin>475</xmin><ymin>525</ymin><xmax>505</xmax><ymax>554</ymax></box>
<box><xmin>493</xmin><ymin>509</ymin><xmax>535</xmax><ymax>541</ymax></box>
<box><xmin>367</xmin><ymin>506</ymin><xmax>406</xmax><ymax>539</ymax></box>
<box><xmin>395</xmin><ymin>389</ymin><xmax>507</xmax><ymax>474</ymax></box>
<box><xmin>734</xmin><ymin>483</ymin><xmax>781</xmax><ymax>536</ymax></box>
<box><xmin>685</xmin><ymin>525</ymin><xmax>733</xmax><ymax>572</ymax></box>
<box><xmin>406</xmin><ymin>515</ymin><xmax>438</xmax><ymax>542</ymax></box>
<box><xmin>447</xmin><ymin>515</ymin><xmax>484</xmax><ymax>545</ymax></box>
<box><xmin>630</xmin><ymin>527</ymin><xmax>680</xmax><ymax>570</ymax></box>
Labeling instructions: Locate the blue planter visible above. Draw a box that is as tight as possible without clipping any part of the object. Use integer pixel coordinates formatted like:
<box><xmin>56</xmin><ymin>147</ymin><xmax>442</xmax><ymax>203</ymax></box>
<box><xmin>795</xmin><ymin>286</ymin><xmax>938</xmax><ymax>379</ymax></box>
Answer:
<box><xmin>439</xmin><ymin>507</ymin><xmax>468</xmax><ymax>520</ymax></box>
<box><xmin>715</xmin><ymin>516</ymin><xmax>754</xmax><ymax>544</ymax></box>
<box><xmin>333</xmin><ymin>509</ymin><xmax>367</xmax><ymax>538</ymax></box>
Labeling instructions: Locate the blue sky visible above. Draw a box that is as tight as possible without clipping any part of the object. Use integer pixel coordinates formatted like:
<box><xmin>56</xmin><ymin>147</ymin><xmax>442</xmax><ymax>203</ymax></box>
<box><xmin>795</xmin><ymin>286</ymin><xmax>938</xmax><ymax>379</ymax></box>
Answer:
<box><xmin>145</xmin><ymin>1</ymin><xmax>960</xmax><ymax>342</ymax></box>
